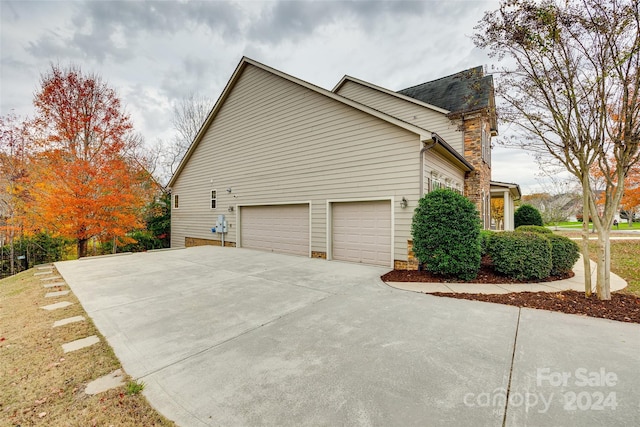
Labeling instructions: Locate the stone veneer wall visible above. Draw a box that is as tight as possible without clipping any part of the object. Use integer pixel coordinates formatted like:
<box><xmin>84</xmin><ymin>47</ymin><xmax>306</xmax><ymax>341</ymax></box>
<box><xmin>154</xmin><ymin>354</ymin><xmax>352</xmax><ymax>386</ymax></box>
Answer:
<box><xmin>394</xmin><ymin>240</ymin><xmax>419</xmax><ymax>270</ymax></box>
<box><xmin>463</xmin><ymin>114</ymin><xmax>492</xmax><ymax>228</ymax></box>
<box><xmin>185</xmin><ymin>237</ymin><xmax>236</xmax><ymax>248</ymax></box>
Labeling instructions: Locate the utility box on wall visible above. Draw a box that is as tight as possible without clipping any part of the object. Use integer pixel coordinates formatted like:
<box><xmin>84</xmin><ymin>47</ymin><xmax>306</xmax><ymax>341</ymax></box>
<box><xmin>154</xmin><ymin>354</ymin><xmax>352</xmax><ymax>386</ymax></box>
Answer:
<box><xmin>215</xmin><ymin>214</ymin><xmax>227</xmax><ymax>233</ymax></box>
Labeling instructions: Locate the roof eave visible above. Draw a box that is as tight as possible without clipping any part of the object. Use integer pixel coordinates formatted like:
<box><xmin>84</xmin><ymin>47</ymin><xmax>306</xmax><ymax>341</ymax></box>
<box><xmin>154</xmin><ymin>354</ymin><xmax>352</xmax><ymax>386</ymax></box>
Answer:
<box><xmin>170</xmin><ymin>58</ymin><xmax>442</xmax><ymax>188</ymax></box>
<box><xmin>333</xmin><ymin>75</ymin><xmax>451</xmax><ymax>115</ymax></box>
<box><xmin>490</xmin><ymin>180</ymin><xmax>522</xmax><ymax>200</ymax></box>
<box><xmin>430</xmin><ymin>132</ymin><xmax>474</xmax><ymax>172</ymax></box>
<box><xmin>168</xmin><ymin>57</ymin><xmax>250</xmax><ymax>188</ymax></box>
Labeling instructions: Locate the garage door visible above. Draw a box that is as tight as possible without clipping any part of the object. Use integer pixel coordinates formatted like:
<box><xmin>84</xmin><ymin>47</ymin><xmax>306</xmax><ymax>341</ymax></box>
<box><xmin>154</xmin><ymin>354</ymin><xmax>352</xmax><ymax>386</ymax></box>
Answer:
<box><xmin>332</xmin><ymin>200</ymin><xmax>392</xmax><ymax>266</ymax></box>
<box><xmin>240</xmin><ymin>204</ymin><xmax>309</xmax><ymax>256</ymax></box>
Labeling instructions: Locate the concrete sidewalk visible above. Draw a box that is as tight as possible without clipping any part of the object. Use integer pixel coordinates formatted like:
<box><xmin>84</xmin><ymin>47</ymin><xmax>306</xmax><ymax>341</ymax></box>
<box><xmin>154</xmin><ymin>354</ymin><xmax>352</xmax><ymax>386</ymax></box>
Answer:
<box><xmin>387</xmin><ymin>255</ymin><xmax>628</xmax><ymax>294</ymax></box>
<box><xmin>55</xmin><ymin>246</ymin><xmax>639</xmax><ymax>427</ymax></box>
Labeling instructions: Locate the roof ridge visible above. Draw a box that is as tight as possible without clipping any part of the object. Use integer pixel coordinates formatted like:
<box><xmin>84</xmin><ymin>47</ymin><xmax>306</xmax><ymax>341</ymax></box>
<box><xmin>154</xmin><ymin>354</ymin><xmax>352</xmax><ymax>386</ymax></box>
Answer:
<box><xmin>398</xmin><ymin>65</ymin><xmax>484</xmax><ymax>92</ymax></box>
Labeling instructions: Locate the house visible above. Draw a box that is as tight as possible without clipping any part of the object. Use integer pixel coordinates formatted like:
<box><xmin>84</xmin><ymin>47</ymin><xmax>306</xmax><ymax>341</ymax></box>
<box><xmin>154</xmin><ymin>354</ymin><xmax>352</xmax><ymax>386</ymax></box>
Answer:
<box><xmin>168</xmin><ymin>57</ymin><xmax>519</xmax><ymax>269</ymax></box>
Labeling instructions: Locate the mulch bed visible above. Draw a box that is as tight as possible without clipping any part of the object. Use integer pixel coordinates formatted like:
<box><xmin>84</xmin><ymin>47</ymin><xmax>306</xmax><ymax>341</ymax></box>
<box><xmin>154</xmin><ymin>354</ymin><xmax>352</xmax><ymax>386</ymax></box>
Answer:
<box><xmin>381</xmin><ymin>263</ymin><xmax>573</xmax><ymax>284</ymax></box>
<box><xmin>381</xmin><ymin>257</ymin><xmax>640</xmax><ymax>324</ymax></box>
<box><xmin>430</xmin><ymin>291</ymin><xmax>640</xmax><ymax>324</ymax></box>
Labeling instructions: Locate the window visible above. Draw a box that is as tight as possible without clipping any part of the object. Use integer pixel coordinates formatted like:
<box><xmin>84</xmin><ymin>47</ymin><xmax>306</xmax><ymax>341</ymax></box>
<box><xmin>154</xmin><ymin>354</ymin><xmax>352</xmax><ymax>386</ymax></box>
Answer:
<box><xmin>210</xmin><ymin>189</ymin><xmax>217</xmax><ymax>209</ymax></box>
<box><xmin>481</xmin><ymin>126</ymin><xmax>491</xmax><ymax>166</ymax></box>
<box><xmin>173</xmin><ymin>194</ymin><xmax>179</xmax><ymax>209</ymax></box>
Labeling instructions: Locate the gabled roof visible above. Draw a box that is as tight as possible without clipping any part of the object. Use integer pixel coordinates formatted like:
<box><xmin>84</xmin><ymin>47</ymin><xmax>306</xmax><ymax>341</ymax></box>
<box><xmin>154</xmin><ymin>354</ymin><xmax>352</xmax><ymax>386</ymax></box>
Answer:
<box><xmin>168</xmin><ymin>57</ymin><xmax>473</xmax><ymax>187</ymax></box>
<box><xmin>398</xmin><ymin>66</ymin><xmax>493</xmax><ymax>115</ymax></box>
<box><xmin>332</xmin><ymin>75</ymin><xmax>450</xmax><ymax>114</ymax></box>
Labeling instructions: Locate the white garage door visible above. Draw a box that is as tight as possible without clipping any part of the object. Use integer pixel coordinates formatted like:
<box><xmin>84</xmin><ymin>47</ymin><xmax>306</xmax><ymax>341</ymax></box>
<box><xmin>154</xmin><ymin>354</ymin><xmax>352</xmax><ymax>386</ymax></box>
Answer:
<box><xmin>332</xmin><ymin>200</ymin><xmax>392</xmax><ymax>266</ymax></box>
<box><xmin>240</xmin><ymin>204</ymin><xmax>309</xmax><ymax>256</ymax></box>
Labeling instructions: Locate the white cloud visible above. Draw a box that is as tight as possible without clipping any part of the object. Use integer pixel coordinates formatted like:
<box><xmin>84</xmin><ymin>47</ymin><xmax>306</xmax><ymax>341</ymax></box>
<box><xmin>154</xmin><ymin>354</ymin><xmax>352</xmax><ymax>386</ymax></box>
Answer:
<box><xmin>0</xmin><ymin>0</ymin><xmax>552</xmax><ymax>194</ymax></box>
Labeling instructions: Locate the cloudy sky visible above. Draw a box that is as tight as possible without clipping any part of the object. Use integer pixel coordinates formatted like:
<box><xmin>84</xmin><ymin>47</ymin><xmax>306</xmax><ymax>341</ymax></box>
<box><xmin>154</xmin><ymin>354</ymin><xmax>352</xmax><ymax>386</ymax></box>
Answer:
<box><xmin>1</xmin><ymin>0</ymin><xmax>548</xmax><ymax>193</ymax></box>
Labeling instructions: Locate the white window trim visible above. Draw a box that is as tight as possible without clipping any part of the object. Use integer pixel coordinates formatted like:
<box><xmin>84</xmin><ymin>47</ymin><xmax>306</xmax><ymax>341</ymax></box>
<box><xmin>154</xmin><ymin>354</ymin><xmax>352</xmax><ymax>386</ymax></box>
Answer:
<box><xmin>173</xmin><ymin>194</ymin><xmax>179</xmax><ymax>209</ymax></box>
<box><xmin>210</xmin><ymin>189</ymin><xmax>217</xmax><ymax>210</ymax></box>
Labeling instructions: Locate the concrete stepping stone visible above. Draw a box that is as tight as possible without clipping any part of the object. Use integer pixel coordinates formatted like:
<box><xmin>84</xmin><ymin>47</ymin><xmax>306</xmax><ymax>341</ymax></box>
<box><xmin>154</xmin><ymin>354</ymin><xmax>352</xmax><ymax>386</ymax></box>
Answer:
<box><xmin>62</xmin><ymin>335</ymin><xmax>99</xmax><ymax>353</ymax></box>
<box><xmin>36</xmin><ymin>265</ymin><xmax>53</xmax><ymax>270</ymax></box>
<box><xmin>53</xmin><ymin>315</ymin><xmax>85</xmax><ymax>328</ymax></box>
<box><xmin>45</xmin><ymin>290</ymin><xmax>70</xmax><ymax>298</ymax></box>
<box><xmin>41</xmin><ymin>301</ymin><xmax>73</xmax><ymax>311</ymax></box>
<box><xmin>43</xmin><ymin>282</ymin><xmax>67</xmax><ymax>288</ymax></box>
<box><xmin>34</xmin><ymin>271</ymin><xmax>53</xmax><ymax>276</ymax></box>
<box><xmin>40</xmin><ymin>276</ymin><xmax>62</xmax><ymax>281</ymax></box>
<box><xmin>85</xmin><ymin>369</ymin><xmax>125</xmax><ymax>395</ymax></box>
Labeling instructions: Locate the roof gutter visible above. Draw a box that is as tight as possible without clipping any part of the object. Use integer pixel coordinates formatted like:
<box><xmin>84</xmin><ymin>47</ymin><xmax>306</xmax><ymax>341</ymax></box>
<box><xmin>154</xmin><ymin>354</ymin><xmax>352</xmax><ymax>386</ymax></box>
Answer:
<box><xmin>430</xmin><ymin>132</ymin><xmax>474</xmax><ymax>171</ymax></box>
<box><xmin>420</xmin><ymin>133</ymin><xmax>475</xmax><ymax>196</ymax></box>
<box><xmin>419</xmin><ymin>137</ymin><xmax>437</xmax><ymax>196</ymax></box>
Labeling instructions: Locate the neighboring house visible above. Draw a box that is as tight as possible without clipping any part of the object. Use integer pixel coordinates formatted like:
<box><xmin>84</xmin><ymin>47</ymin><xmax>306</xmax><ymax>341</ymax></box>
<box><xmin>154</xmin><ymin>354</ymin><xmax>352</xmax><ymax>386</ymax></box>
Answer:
<box><xmin>168</xmin><ymin>57</ymin><xmax>519</xmax><ymax>269</ymax></box>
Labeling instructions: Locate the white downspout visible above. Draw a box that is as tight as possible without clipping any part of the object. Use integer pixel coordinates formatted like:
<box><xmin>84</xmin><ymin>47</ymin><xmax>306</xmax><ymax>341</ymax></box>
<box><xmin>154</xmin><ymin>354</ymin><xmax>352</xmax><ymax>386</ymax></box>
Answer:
<box><xmin>419</xmin><ymin>137</ymin><xmax>437</xmax><ymax>196</ymax></box>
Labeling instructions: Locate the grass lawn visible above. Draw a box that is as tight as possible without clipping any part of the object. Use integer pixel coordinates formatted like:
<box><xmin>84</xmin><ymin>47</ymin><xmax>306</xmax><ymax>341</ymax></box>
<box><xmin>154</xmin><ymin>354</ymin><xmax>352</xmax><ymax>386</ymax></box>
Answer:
<box><xmin>549</xmin><ymin>221</ymin><xmax>640</xmax><ymax>230</ymax></box>
<box><xmin>0</xmin><ymin>268</ymin><xmax>175</xmax><ymax>426</ymax></box>
<box><xmin>587</xmin><ymin>240</ymin><xmax>640</xmax><ymax>297</ymax></box>
<box><xmin>556</xmin><ymin>231</ymin><xmax>640</xmax><ymax>297</ymax></box>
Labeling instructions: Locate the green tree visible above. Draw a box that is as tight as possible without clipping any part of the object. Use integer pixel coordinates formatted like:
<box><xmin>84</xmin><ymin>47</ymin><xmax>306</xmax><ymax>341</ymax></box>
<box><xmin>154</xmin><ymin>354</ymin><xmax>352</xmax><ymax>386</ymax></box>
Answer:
<box><xmin>411</xmin><ymin>189</ymin><xmax>481</xmax><ymax>281</ymax></box>
<box><xmin>514</xmin><ymin>204</ymin><xmax>544</xmax><ymax>228</ymax></box>
<box><xmin>144</xmin><ymin>192</ymin><xmax>171</xmax><ymax>248</ymax></box>
<box><xmin>475</xmin><ymin>0</ymin><xmax>640</xmax><ymax>299</ymax></box>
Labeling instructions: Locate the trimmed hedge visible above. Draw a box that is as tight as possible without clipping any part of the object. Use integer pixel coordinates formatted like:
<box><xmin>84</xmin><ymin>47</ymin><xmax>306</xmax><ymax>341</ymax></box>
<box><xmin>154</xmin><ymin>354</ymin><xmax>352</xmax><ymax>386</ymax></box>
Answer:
<box><xmin>479</xmin><ymin>230</ymin><xmax>494</xmax><ymax>256</ymax></box>
<box><xmin>547</xmin><ymin>234</ymin><xmax>580</xmax><ymax>275</ymax></box>
<box><xmin>487</xmin><ymin>231</ymin><xmax>552</xmax><ymax>280</ymax></box>
<box><xmin>515</xmin><ymin>225</ymin><xmax>552</xmax><ymax>234</ymax></box>
<box><xmin>514</xmin><ymin>204</ymin><xmax>544</xmax><ymax>227</ymax></box>
<box><xmin>411</xmin><ymin>189</ymin><xmax>481</xmax><ymax>281</ymax></box>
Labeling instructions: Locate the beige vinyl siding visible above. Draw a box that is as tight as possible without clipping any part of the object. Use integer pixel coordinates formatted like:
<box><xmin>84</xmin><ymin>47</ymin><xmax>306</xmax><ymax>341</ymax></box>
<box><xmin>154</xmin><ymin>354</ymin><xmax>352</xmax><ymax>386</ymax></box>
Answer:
<box><xmin>171</xmin><ymin>64</ymin><xmax>421</xmax><ymax>262</ymax></box>
<box><xmin>423</xmin><ymin>149</ymin><xmax>465</xmax><ymax>195</ymax></box>
<box><xmin>336</xmin><ymin>80</ymin><xmax>464</xmax><ymax>153</ymax></box>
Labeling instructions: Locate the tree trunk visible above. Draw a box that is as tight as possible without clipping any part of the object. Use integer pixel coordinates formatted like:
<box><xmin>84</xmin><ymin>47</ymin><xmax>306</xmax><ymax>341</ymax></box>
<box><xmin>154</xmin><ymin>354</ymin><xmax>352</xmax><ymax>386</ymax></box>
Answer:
<box><xmin>9</xmin><ymin>232</ymin><xmax>15</xmax><ymax>276</ymax></box>
<box><xmin>596</xmin><ymin>229</ymin><xmax>612</xmax><ymax>300</ymax></box>
<box><xmin>581</xmin><ymin>173</ymin><xmax>592</xmax><ymax>296</ymax></box>
<box><xmin>77</xmin><ymin>238</ymin><xmax>88</xmax><ymax>258</ymax></box>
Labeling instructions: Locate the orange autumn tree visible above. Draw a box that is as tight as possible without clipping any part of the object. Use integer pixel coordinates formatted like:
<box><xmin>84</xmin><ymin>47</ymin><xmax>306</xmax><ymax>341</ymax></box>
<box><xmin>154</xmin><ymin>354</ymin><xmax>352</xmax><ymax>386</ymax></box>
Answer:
<box><xmin>593</xmin><ymin>158</ymin><xmax>640</xmax><ymax>225</ymax></box>
<box><xmin>0</xmin><ymin>113</ymin><xmax>33</xmax><ymax>273</ymax></box>
<box><xmin>490</xmin><ymin>198</ymin><xmax>504</xmax><ymax>230</ymax></box>
<box><xmin>30</xmin><ymin>64</ymin><xmax>151</xmax><ymax>257</ymax></box>
<box><xmin>620</xmin><ymin>163</ymin><xmax>640</xmax><ymax>221</ymax></box>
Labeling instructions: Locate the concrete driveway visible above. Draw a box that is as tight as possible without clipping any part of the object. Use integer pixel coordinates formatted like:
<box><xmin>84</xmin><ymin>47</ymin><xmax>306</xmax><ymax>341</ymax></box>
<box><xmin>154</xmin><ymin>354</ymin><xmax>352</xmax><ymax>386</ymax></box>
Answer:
<box><xmin>56</xmin><ymin>246</ymin><xmax>639</xmax><ymax>427</ymax></box>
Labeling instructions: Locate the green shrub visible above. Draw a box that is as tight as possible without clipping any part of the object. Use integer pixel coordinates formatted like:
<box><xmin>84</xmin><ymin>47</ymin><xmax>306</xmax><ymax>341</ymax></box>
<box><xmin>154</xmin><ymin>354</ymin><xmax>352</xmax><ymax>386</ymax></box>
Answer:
<box><xmin>100</xmin><ymin>230</ymin><xmax>165</xmax><ymax>254</ymax></box>
<box><xmin>487</xmin><ymin>231</ymin><xmax>552</xmax><ymax>280</ymax></box>
<box><xmin>547</xmin><ymin>234</ymin><xmax>580</xmax><ymax>275</ymax></box>
<box><xmin>411</xmin><ymin>189</ymin><xmax>481</xmax><ymax>281</ymax></box>
<box><xmin>479</xmin><ymin>230</ymin><xmax>494</xmax><ymax>256</ymax></box>
<box><xmin>515</xmin><ymin>225</ymin><xmax>552</xmax><ymax>234</ymax></box>
<box><xmin>514</xmin><ymin>204</ymin><xmax>544</xmax><ymax>228</ymax></box>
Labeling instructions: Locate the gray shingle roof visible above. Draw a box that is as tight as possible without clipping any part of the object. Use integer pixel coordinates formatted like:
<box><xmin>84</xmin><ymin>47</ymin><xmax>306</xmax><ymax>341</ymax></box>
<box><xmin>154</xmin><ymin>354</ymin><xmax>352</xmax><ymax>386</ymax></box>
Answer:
<box><xmin>397</xmin><ymin>66</ymin><xmax>493</xmax><ymax>114</ymax></box>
